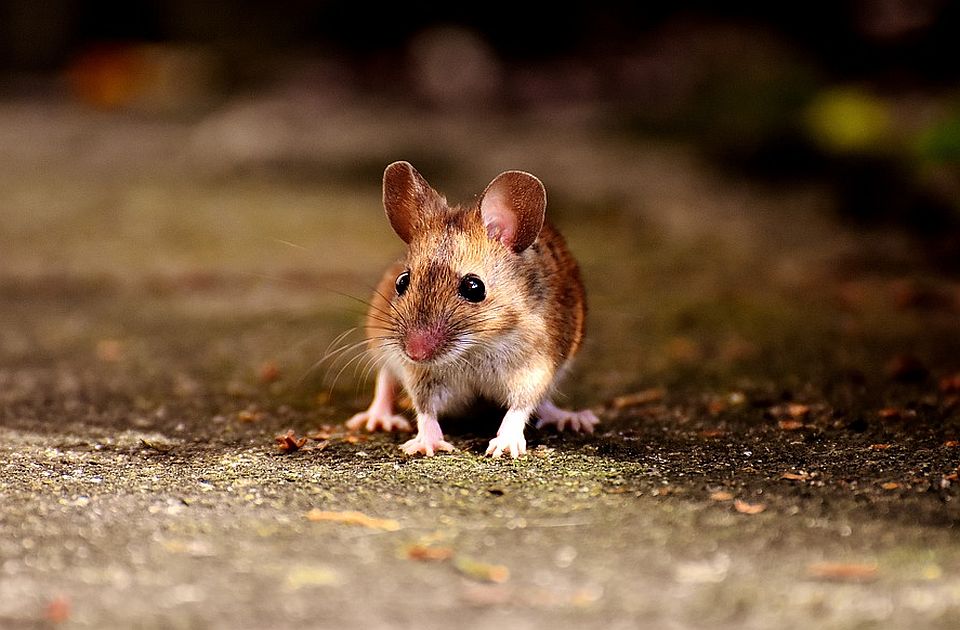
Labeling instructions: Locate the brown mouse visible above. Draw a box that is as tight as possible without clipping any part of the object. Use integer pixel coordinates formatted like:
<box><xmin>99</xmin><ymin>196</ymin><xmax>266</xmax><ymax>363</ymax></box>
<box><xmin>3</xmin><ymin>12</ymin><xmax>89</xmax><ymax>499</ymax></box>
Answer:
<box><xmin>346</xmin><ymin>161</ymin><xmax>598</xmax><ymax>457</ymax></box>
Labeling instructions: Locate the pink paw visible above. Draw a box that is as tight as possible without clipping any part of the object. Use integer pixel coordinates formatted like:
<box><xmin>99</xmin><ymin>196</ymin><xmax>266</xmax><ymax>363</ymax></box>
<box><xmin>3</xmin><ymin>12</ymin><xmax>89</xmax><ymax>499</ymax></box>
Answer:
<box><xmin>535</xmin><ymin>408</ymin><xmax>599</xmax><ymax>434</ymax></box>
<box><xmin>346</xmin><ymin>409</ymin><xmax>412</xmax><ymax>433</ymax></box>
<box><xmin>400</xmin><ymin>436</ymin><xmax>456</xmax><ymax>457</ymax></box>
<box><xmin>485</xmin><ymin>433</ymin><xmax>527</xmax><ymax>459</ymax></box>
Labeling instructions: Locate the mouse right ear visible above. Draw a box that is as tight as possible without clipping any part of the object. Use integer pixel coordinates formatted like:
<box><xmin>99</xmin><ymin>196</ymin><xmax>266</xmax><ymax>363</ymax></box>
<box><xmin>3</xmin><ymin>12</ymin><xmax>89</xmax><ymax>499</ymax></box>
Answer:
<box><xmin>479</xmin><ymin>170</ymin><xmax>546</xmax><ymax>253</ymax></box>
<box><xmin>383</xmin><ymin>161</ymin><xmax>436</xmax><ymax>244</ymax></box>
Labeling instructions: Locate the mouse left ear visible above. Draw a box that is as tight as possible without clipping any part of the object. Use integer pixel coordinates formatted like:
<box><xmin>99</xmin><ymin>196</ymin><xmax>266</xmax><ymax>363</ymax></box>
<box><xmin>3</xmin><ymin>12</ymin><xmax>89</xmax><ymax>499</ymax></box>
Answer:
<box><xmin>478</xmin><ymin>170</ymin><xmax>546</xmax><ymax>253</ymax></box>
<box><xmin>383</xmin><ymin>161</ymin><xmax>439</xmax><ymax>244</ymax></box>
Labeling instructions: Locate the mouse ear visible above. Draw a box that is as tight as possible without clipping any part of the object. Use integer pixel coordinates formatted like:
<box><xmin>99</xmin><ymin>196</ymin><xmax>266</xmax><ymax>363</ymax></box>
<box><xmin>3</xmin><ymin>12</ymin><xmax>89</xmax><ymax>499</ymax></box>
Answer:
<box><xmin>383</xmin><ymin>161</ymin><xmax>438</xmax><ymax>243</ymax></box>
<box><xmin>478</xmin><ymin>170</ymin><xmax>546</xmax><ymax>253</ymax></box>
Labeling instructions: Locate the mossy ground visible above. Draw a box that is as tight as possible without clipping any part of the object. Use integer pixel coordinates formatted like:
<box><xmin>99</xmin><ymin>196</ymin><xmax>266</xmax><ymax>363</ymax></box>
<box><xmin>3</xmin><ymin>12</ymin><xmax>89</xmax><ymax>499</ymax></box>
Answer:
<box><xmin>1</xmin><ymin>102</ymin><xmax>959</xmax><ymax>629</ymax></box>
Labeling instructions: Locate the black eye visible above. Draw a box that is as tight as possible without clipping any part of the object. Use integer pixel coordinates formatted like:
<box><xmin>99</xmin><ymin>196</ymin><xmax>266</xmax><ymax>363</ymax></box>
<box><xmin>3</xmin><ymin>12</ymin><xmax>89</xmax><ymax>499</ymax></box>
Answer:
<box><xmin>395</xmin><ymin>271</ymin><xmax>410</xmax><ymax>296</ymax></box>
<box><xmin>457</xmin><ymin>274</ymin><xmax>486</xmax><ymax>303</ymax></box>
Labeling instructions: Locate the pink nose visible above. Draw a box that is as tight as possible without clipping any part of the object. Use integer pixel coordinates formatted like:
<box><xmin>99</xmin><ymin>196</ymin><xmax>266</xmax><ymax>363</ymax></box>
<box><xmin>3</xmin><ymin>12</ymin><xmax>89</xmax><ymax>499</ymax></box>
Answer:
<box><xmin>404</xmin><ymin>327</ymin><xmax>445</xmax><ymax>362</ymax></box>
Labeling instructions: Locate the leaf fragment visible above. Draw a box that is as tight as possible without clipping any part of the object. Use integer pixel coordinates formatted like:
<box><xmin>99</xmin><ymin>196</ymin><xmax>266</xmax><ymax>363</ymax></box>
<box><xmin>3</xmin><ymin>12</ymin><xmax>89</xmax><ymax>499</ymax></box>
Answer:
<box><xmin>611</xmin><ymin>388</ymin><xmax>665</xmax><ymax>409</ymax></box>
<box><xmin>275</xmin><ymin>430</ymin><xmax>307</xmax><ymax>453</ymax></box>
<box><xmin>405</xmin><ymin>545</ymin><xmax>454</xmax><ymax>562</ymax></box>
<box><xmin>807</xmin><ymin>562</ymin><xmax>878</xmax><ymax>582</ymax></box>
<box><xmin>733</xmin><ymin>499</ymin><xmax>766</xmax><ymax>514</ymax></box>
<box><xmin>258</xmin><ymin>360</ymin><xmax>281</xmax><ymax>383</ymax></box>
<box><xmin>44</xmin><ymin>596</ymin><xmax>70</xmax><ymax>623</ymax></box>
<box><xmin>454</xmin><ymin>556</ymin><xmax>510</xmax><ymax>583</ymax></box>
<box><xmin>778</xmin><ymin>419</ymin><xmax>805</xmax><ymax>431</ymax></box>
<box><xmin>940</xmin><ymin>374</ymin><xmax>960</xmax><ymax>394</ymax></box>
<box><xmin>699</xmin><ymin>429</ymin><xmax>727</xmax><ymax>438</ymax></box>
<box><xmin>305</xmin><ymin>509</ymin><xmax>400</xmax><ymax>531</ymax></box>
<box><xmin>140</xmin><ymin>438</ymin><xmax>175</xmax><ymax>453</ymax></box>
<box><xmin>786</xmin><ymin>404</ymin><xmax>810</xmax><ymax>418</ymax></box>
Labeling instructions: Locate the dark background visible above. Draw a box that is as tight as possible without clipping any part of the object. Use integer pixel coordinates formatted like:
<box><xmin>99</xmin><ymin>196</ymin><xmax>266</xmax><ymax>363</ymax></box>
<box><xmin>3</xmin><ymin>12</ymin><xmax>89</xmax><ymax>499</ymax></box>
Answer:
<box><xmin>3</xmin><ymin>1</ymin><xmax>958</xmax><ymax>266</ymax></box>
<box><xmin>3</xmin><ymin>1</ymin><xmax>960</xmax><ymax>81</ymax></box>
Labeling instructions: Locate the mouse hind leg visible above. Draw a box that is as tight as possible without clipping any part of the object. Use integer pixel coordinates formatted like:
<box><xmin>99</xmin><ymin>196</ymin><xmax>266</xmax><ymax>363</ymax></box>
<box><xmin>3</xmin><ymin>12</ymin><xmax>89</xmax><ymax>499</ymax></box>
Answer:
<box><xmin>534</xmin><ymin>399</ymin><xmax>599</xmax><ymax>434</ymax></box>
<box><xmin>346</xmin><ymin>368</ymin><xmax>412</xmax><ymax>432</ymax></box>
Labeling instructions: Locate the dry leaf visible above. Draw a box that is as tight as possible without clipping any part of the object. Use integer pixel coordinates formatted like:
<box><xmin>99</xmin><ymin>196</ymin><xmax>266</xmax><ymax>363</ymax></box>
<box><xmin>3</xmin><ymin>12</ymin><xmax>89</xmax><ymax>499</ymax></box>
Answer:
<box><xmin>769</xmin><ymin>403</ymin><xmax>811</xmax><ymax>420</ymax></box>
<box><xmin>807</xmin><ymin>562</ymin><xmax>878</xmax><ymax>582</ymax></box>
<box><xmin>238</xmin><ymin>408</ymin><xmax>262</xmax><ymax>423</ymax></box>
<box><xmin>140</xmin><ymin>438</ymin><xmax>174</xmax><ymax>453</ymax></box>
<box><xmin>305</xmin><ymin>509</ymin><xmax>400</xmax><ymax>531</ymax></box>
<box><xmin>709</xmin><ymin>491</ymin><xmax>734</xmax><ymax>501</ymax></box>
<box><xmin>881</xmin><ymin>482</ymin><xmax>901</xmax><ymax>490</ymax></box>
<box><xmin>285</xmin><ymin>565</ymin><xmax>339</xmax><ymax>589</ymax></box>
<box><xmin>611</xmin><ymin>388</ymin><xmax>665</xmax><ymax>409</ymax></box>
<box><xmin>95</xmin><ymin>339</ymin><xmax>123</xmax><ymax>363</ymax></box>
<box><xmin>707</xmin><ymin>399</ymin><xmax>728</xmax><ymax>415</ymax></box>
<box><xmin>940</xmin><ymin>374</ymin><xmax>960</xmax><ymax>394</ymax></box>
<box><xmin>944</xmin><ymin>440</ymin><xmax>960</xmax><ymax>448</ymax></box>
<box><xmin>454</xmin><ymin>556</ymin><xmax>510</xmax><ymax>583</ymax></box>
<box><xmin>44</xmin><ymin>596</ymin><xmax>70</xmax><ymax>623</ymax></box>
<box><xmin>781</xmin><ymin>472</ymin><xmax>809</xmax><ymax>481</ymax></box>
<box><xmin>786</xmin><ymin>403</ymin><xmax>810</xmax><ymax>418</ymax></box>
<box><xmin>259</xmin><ymin>360</ymin><xmax>281</xmax><ymax>383</ymax></box>
<box><xmin>699</xmin><ymin>429</ymin><xmax>727</xmax><ymax>438</ymax></box>
<box><xmin>666</xmin><ymin>336</ymin><xmax>702</xmax><ymax>363</ymax></box>
<box><xmin>405</xmin><ymin>545</ymin><xmax>454</xmax><ymax>561</ymax></box>
<box><xmin>276</xmin><ymin>430</ymin><xmax>308</xmax><ymax>453</ymax></box>
<box><xmin>733</xmin><ymin>500</ymin><xmax>766</xmax><ymax>514</ymax></box>
<box><xmin>870</xmin><ymin>444</ymin><xmax>892</xmax><ymax>450</ymax></box>
<box><xmin>877</xmin><ymin>408</ymin><xmax>901</xmax><ymax>419</ymax></box>
<box><xmin>778</xmin><ymin>419</ymin><xmax>805</xmax><ymax>431</ymax></box>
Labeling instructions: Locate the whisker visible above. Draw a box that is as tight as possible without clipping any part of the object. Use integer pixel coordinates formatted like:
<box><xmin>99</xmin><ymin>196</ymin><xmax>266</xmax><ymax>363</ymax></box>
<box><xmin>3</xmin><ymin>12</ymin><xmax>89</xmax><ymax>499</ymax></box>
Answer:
<box><xmin>329</xmin><ymin>347</ymin><xmax>375</xmax><ymax>394</ymax></box>
<box><xmin>271</xmin><ymin>238</ymin><xmax>309</xmax><ymax>251</ymax></box>
<box><xmin>372</xmin><ymin>287</ymin><xmax>409</xmax><ymax>329</ymax></box>
<box><xmin>321</xmin><ymin>327</ymin><xmax>358</xmax><ymax>361</ymax></box>
<box><xmin>300</xmin><ymin>335</ymin><xmax>392</xmax><ymax>386</ymax></box>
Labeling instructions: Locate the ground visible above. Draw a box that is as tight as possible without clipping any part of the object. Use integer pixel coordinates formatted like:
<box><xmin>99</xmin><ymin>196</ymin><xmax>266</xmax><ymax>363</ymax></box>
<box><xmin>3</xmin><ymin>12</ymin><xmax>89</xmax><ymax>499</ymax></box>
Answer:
<box><xmin>1</xmin><ymin>97</ymin><xmax>959</xmax><ymax>629</ymax></box>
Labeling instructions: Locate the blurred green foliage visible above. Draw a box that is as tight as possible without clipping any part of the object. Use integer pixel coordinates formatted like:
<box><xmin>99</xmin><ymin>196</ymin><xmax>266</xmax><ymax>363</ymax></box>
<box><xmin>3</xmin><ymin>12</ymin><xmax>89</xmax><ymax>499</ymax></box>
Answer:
<box><xmin>917</xmin><ymin>114</ymin><xmax>960</xmax><ymax>164</ymax></box>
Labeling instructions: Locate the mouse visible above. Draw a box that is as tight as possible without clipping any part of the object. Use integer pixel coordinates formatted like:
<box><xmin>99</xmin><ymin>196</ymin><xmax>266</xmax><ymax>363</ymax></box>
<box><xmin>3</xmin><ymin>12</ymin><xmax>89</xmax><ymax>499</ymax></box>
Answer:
<box><xmin>345</xmin><ymin>161</ymin><xmax>598</xmax><ymax>457</ymax></box>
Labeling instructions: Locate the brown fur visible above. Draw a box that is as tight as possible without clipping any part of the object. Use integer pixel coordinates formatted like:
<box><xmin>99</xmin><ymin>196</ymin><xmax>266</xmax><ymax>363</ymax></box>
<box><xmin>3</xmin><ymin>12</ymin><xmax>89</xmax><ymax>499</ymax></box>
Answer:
<box><xmin>349</xmin><ymin>162</ymin><xmax>596</xmax><ymax>457</ymax></box>
<box><xmin>366</xmin><ymin>199</ymin><xmax>585</xmax><ymax>412</ymax></box>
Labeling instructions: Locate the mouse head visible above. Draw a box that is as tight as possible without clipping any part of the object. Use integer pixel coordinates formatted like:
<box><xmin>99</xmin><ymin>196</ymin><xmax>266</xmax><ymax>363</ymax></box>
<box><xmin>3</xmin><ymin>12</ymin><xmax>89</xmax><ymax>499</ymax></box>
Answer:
<box><xmin>380</xmin><ymin>161</ymin><xmax>546</xmax><ymax>365</ymax></box>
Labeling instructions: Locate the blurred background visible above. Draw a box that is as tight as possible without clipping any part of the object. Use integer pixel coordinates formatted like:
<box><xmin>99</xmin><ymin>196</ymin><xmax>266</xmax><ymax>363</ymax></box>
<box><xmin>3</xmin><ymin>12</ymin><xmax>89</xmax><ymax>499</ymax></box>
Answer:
<box><xmin>1</xmin><ymin>1</ymin><xmax>959</xmax><ymax>397</ymax></box>
<box><xmin>2</xmin><ymin>1</ymin><xmax>959</xmax><ymax>262</ymax></box>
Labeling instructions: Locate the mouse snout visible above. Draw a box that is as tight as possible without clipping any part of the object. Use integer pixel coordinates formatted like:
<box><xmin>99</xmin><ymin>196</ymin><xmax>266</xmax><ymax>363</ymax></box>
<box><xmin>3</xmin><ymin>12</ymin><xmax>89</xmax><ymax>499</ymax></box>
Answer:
<box><xmin>404</xmin><ymin>326</ymin><xmax>446</xmax><ymax>362</ymax></box>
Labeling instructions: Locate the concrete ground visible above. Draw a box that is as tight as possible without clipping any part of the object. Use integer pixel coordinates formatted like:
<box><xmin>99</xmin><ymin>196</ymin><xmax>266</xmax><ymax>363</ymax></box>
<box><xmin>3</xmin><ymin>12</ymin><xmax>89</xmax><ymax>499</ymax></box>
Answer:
<box><xmin>1</xmin><ymin>95</ymin><xmax>959</xmax><ymax>629</ymax></box>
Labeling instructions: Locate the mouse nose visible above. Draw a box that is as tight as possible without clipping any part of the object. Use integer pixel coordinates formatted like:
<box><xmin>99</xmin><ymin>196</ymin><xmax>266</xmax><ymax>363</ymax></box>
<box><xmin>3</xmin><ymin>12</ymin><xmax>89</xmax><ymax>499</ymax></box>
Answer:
<box><xmin>404</xmin><ymin>327</ymin><xmax>445</xmax><ymax>362</ymax></box>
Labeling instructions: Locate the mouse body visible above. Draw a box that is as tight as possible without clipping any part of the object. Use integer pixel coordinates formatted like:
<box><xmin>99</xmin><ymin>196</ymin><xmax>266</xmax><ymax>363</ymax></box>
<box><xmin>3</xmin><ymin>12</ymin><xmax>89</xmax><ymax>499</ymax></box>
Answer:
<box><xmin>346</xmin><ymin>161</ymin><xmax>598</xmax><ymax>457</ymax></box>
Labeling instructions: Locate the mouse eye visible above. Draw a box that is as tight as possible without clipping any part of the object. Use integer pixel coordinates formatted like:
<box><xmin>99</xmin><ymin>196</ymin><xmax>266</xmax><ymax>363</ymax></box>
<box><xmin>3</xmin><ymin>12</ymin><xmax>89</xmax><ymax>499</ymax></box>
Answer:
<box><xmin>395</xmin><ymin>271</ymin><xmax>410</xmax><ymax>296</ymax></box>
<box><xmin>457</xmin><ymin>274</ymin><xmax>486</xmax><ymax>303</ymax></box>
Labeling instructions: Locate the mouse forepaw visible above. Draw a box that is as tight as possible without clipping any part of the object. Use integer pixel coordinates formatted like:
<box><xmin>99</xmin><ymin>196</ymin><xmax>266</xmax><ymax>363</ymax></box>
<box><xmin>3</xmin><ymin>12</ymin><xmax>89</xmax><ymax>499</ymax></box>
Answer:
<box><xmin>400</xmin><ymin>436</ymin><xmax>456</xmax><ymax>457</ymax></box>
<box><xmin>534</xmin><ymin>402</ymin><xmax>599</xmax><ymax>434</ymax></box>
<box><xmin>346</xmin><ymin>409</ymin><xmax>412</xmax><ymax>433</ymax></box>
<box><xmin>485</xmin><ymin>433</ymin><xmax>527</xmax><ymax>459</ymax></box>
